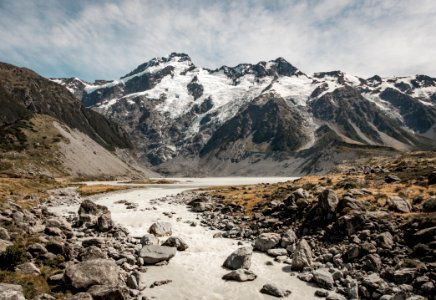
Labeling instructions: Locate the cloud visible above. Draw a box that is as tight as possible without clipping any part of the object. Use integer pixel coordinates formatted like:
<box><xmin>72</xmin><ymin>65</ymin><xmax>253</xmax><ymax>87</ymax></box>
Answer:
<box><xmin>0</xmin><ymin>0</ymin><xmax>435</xmax><ymax>80</ymax></box>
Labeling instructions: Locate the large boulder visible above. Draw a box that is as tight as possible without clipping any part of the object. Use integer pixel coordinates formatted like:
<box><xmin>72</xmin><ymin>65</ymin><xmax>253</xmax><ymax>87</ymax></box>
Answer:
<box><xmin>254</xmin><ymin>233</ymin><xmax>281</xmax><ymax>252</ymax></box>
<box><xmin>0</xmin><ymin>283</ymin><xmax>25</xmax><ymax>300</ymax></box>
<box><xmin>138</xmin><ymin>245</ymin><xmax>176</xmax><ymax>264</ymax></box>
<box><xmin>388</xmin><ymin>196</ymin><xmax>412</xmax><ymax>213</ymax></box>
<box><xmin>318</xmin><ymin>189</ymin><xmax>339</xmax><ymax>212</ymax></box>
<box><xmin>97</xmin><ymin>213</ymin><xmax>113</xmax><ymax>232</ymax></box>
<box><xmin>140</xmin><ymin>234</ymin><xmax>159</xmax><ymax>246</ymax></box>
<box><xmin>312</xmin><ymin>269</ymin><xmax>334</xmax><ymax>290</ymax></box>
<box><xmin>280</xmin><ymin>229</ymin><xmax>297</xmax><ymax>248</ymax></box>
<box><xmin>260</xmin><ymin>283</ymin><xmax>291</xmax><ymax>298</ymax></box>
<box><xmin>162</xmin><ymin>236</ymin><xmax>189</xmax><ymax>251</ymax></box>
<box><xmin>291</xmin><ymin>239</ymin><xmax>313</xmax><ymax>270</ymax></box>
<box><xmin>188</xmin><ymin>196</ymin><xmax>213</xmax><ymax>212</ymax></box>
<box><xmin>78</xmin><ymin>200</ymin><xmax>110</xmax><ymax>228</ymax></box>
<box><xmin>64</xmin><ymin>259</ymin><xmax>121</xmax><ymax>290</ymax></box>
<box><xmin>222</xmin><ymin>269</ymin><xmax>257</xmax><ymax>282</ymax></box>
<box><xmin>148</xmin><ymin>222</ymin><xmax>172</xmax><ymax>237</ymax></box>
<box><xmin>223</xmin><ymin>246</ymin><xmax>252</xmax><ymax>270</ymax></box>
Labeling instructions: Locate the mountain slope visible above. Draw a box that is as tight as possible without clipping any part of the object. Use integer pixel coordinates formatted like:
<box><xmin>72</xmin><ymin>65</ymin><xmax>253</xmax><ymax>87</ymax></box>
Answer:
<box><xmin>0</xmin><ymin>62</ymin><xmax>146</xmax><ymax>178</ymax></box>
<box><xmin>54</xmin><ymin>53</ymin><xmax>436</xmax><ymax>175</ymax></box>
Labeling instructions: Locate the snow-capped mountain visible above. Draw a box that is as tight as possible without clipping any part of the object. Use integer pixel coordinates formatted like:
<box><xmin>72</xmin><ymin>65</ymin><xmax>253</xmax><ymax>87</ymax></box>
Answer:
<box><xmin>54</xmin><ymin>53</ymin><xmax>436</xmax><ymax>175</ymax></box>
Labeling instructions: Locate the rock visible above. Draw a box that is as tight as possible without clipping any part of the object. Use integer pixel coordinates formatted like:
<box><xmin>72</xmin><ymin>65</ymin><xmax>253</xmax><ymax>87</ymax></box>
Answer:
<box><xmin>45</xmin><ymin>226</ymin><xmax>65</xmax><ymax>237</ymax></box>
<box><xmin>148</xmin><ymin>222</ymin><xmax>172</xmax><ymax>237</ymax></box>
<box><xmin>267</xmin><ymin>248</ymin><xmax>288</xmax><ymax>257</ymax></box>
<box><xmin>222</xmin><ymin>269</ymin><xmax>257</xmax><ymax>282</ymax></box>
<box><xmin>97</xmin><ymin>212</ymin><xmax>113</xmax><ymax>232</ymax></box>
<box><xmin>280</xmin><ymin>229</ymin><xmax>297</xmax><ymax>248</ymax></box>
<box><xmin>362</xmin><ymin>254</ymin><xmax>382</xmax><ymax>271</ymax></box>
<box><xmin>393</xmin><ymin>268</ymin><xmax>416</xmax><ymax>284</ymax></box>
<box><xmin>64</xmin><ymin>259</ymin><xmax>121</xmax><ymax>290</ymax></box>
<box><xmin>149</xmin><ymin>280</ymin><xmax>172</xmax><ymax>288</ymax></box>
<box><xmin>127</xmin><ymin>273</ymin><xmax>139</xmax><ymax>290</ymax></box>
<box><xmin>140</xmin><ymin>234</ymin><xmax>159</xmax><ymax>246</ymax></box>
<box><xmin>48</xmin><ymin>273</ymin><xmax>64</xmax><ymax>285</ymax></box>
<box><xmin>428</xmin><ymin>171</ymin><xmax>436</xmax><ymax>185</ymax></box>
<box><xmin>0</xmin><ymin>239</ymin><xmax>13</xmax><ymax>255</ymax></box>
<box><xmin>0</xmin><ymin>227</ymin><xmax>10</xmax><ymax>240</ymax></box>
<box><xmin>291</xmin><ymin>239</ymin><xmax>313</xmax><ymax>270</ymax></box>
<box><xmin>162</xmin><ymin>236</ymin><xmax>189</xmax><ymax>251</ymax></box>
<box><xmin>68</xmin><ymin>292</ymin><xmax>93</xmax><ymax>300</ymax></box>
<box><xmin>385</xmin><ymin>174</ymin><xmax>401</xmax><ymax>183</ymax></box>
<box><xmin>15</xmin><ymin>262</ymin><xmax>41</xmax><ymax>275</ymax></box>
<box><xmin>138</xmin><ymin>245</ymin><xmax>176</xmax><ymax>264</ymax></box>
<box><xmin>318</xmin><ymin>189</ymin><xmax>339</xmax><ymax>212</ymax></box>
<box><xmin>254</xmin><ymin>233</ymin><xmax>281</xmax><ymax>252</ymax></box>
<box><xmin>87</xmin><ymin>285</ymin><xmax>126</xmax><ymax>300</ymax></box>
<box><xmin>422</xmin><ymin>196</ymin><xmax>436</xmax><ymax>212</ymax></box>
<box><xmin>82</xmin><ymin>238</ymin><xmax>105</xmax><ymax>248</ymax></box>
<box><xmin>315</xmin><ymin>290</ymin><xmax>329</xmax><ymax>297</ymax></box>
<box><xmin>260</xmin><ymin>283</ymin><xmax>291</xmax><ymax>298</ymax></box>
<box><xmin>377</xmin><ymin>232</ymin><xmax>395</xmax><ymax>249</ymax></box>
<box><xmin>78</xmin><ymin>199</ymin><xmax>109</xmax><ymax>227</ymax></box>
<box><xmin>27</xmin><ymin>243</ymin><xmax>48</xmax><ymax>257</ymax></box>
<box><xmin>362</xmin><ymin>273</ymin><xmax>386</xmax><ymax>290</ymax></box>
<box><xmin>0</xmin><ymin>283</ymin><xmax>25</xmax><ymax>300</ymax></box>
<box><xmin>34</xmin><ymin>293</ymin><xmax>56</xmax><ymax>300</ymax></box>
<box><xmin>326</xmin><ymin>294</ymin><xmax>346</xmax><ymax>300</ymax></box>
<box><xmin>188</xmin><ymin>196</ymin><xmax>213</xmax><ymax>212</ymax></box>
<box><xmin>312</xmin><ymin>269</ymin><xmax>334</xmax><ymax>290</ymax></box>
<box><xmin>388</xmin><ymin>196</ymin><xmax>412</xmax><ymax>213</ymax></box>
<box><xmin>223</xmin><ymin>246</ymin><xmax>252</xmax><ymax>270</ymax></box>
<box><xmin>79</xmin><ymin>245</ymin><xmax>108</xmax><ymax>261</ymax></box>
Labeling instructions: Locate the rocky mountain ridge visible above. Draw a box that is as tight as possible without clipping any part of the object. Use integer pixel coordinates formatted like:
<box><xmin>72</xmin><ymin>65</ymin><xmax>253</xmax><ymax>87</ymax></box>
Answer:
<box><xmin>54</xmin><ymin>53</ymin><xmax>436</xmax><ymax>175</ymax></box>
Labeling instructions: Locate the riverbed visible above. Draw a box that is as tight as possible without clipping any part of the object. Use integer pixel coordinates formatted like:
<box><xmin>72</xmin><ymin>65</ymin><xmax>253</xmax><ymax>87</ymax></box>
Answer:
<box><xmin>51</xmin><ymin>177</ymin><xmax>320</xmax><ymax>299</ymax></box>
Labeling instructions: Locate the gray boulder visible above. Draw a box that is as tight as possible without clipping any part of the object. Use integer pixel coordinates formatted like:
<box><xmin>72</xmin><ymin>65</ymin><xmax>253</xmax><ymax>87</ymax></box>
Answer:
<box><xmin>254</xmin><ymin>233</ymin><xmax>281</xmax><ymax>252</ymax></box>
<box><xmin>312</xmin><ymin>269</ymin><xmax>334</xmax><ymax>290</ymax></box>
<box><xmin>78</xmin><ymin>245</ymin><xmax>108</xmax><ymax>261</ymax></box>
<box><xmin>97</xmin><ymin>212</ymin><xmax>113</xmax><ymax>232</ymax></box>
<box><xmin>222</xmin><ymin>269</ymin><xmax>257</xmax><ymax>282</ymax></box>
<box><xmin>64</xmin><ymin>259</ymin><xmax>121</xmax><ymax>290</ymax></box>
<box><xmin>291</xmin><ymin>239</ymin><xmax>313</xmax><ymax>270</ymax></box>
<box><xmin>260</xmin><ymin>283</ymin><xmax>291</xmax><ymax>298</ymax></box>
<box><xmin>318</xmin><ymin>189</ymin><xmax>339</xmax><ymax>212</ymax></box>
<box><xmin>223</xmin><ymin>246</ymin><xmax>252</xmax><ymax>270</ymax></box>
<box><xmin>377</xmin><ymin>232</ymin><xmax>394</xmax><ymax>249</ymax></box>
<box><xmin>162</xmin><ymin>236</ymin><xmax>189</xmax><ymax>251</ymax></box>
<box><xmin>78</xmin><ymin>199</ymin><xmax>109</xmax><ymax>227</ymax></box>
<box><xmin>388</xmin><ymin>196</ymin><xmax>412</xmax><ymax>213</ymax></box>
<box><xmin>267</xmin><ymin>248</ymin><xmax>288</xmax><ymax>257</ymax></box>
<box><xmin>0</xmin><ymin>283</ymin><xmax>25</xmax><ymax>300</ymax></box>
<box><xmin>280</xmin><ymin>229</ymin><xmax>297</xmax><ymax>248</ymax></box>
<box><xmin>148</xmin><ymin>222</ymin><xmax>172</xmax><ymax>237</ymax></box>
<box><xmin>138</xmin><ymin>245</ymin><xmax>176</xmax><ymax>264</ymax></box>
<box><xmin>140</xmin><ymin>234</ymin><xmax>159</xmax><ymax>246</ymax></box>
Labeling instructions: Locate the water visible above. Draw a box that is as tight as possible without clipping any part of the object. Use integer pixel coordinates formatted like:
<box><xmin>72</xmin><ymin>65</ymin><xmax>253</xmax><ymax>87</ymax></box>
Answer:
<box><xmin>51</xmin><ymin>177</ymin><xmax>320</xmax><ymax>299</ymax></box>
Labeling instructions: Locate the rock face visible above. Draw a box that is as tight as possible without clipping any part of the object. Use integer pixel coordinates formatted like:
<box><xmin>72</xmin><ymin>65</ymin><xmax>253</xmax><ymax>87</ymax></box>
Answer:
<box><xmin>291</xmin><ymin>239</ymin><xmax>313</xmax><ymax>270</ymax></box>
<box><xmin>260</xmin><ymin>283</ymin><xmax>291</xmax><ymax>298</ymax></box>
<box><xmin>64</xmin><ymin>259</ymin><xmax>121</xmax><ymax>290</ymax></box>
<box><xmin>254</xmin><ymin>233</ymin><xmax>281</xmax><ymax>252</ymax></box>
<box><xmin>222</xmin><ymin>269</ymin><xmax>257</xmax><ymax>282</ymax></box>
<box><xmin>138</xmin><ymin>245</ymin><xmax>176</xmax><ymax>264</ymax></box>
<box><xmin>56</xmin><ymin>53</ymin><xmax>436</xmax><ymax>176</ymax></box>
<box><xmin>223</xmin><ymin>246</ymin><xmax>252</xmax><ymax>270</ymax></box>
<box><xmin>162</xmin><ymin>236</ymin><xmax>189</xmax><ymax>251</ymax></box>
<box><xmin>148</xmin><ymin>222</ymin><xmax>172</xmax><ymax>237</ymax></box>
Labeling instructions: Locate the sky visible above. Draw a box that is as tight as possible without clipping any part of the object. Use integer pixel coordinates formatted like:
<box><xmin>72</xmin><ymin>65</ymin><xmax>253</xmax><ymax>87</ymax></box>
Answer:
<box><xmin>0</xmin><ymin>0</ymin><xmax>435</xmax><ymax>81</ymax></box>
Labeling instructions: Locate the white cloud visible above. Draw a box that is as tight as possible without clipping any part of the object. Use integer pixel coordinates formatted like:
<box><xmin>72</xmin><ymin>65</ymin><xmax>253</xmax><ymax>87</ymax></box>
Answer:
<box><xmin>0</xmin><ymin>0</ymin><xmax>435</xmax><ymax>80</ymax></box>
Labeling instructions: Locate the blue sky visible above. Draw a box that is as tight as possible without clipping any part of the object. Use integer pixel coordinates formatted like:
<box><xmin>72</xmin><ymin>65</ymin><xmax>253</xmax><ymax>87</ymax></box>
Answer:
<box><xmin>1</xmin><ymin>0</ymin><xmax>435</xmax><ymax>81</ymax></box>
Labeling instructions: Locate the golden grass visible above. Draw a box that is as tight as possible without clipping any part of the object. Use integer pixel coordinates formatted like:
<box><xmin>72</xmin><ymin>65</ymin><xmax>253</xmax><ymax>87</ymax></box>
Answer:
<box><xmin>76</xmin><ymin>184</ymin><xmax>134</xmax><ymax>196</ymax></box>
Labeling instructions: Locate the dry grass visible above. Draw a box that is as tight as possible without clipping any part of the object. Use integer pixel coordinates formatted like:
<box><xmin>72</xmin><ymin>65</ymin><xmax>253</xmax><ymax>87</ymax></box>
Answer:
<box><xmin>76</xmin><ymin>184</ymin><xmax>134</xmax><ymax>196</ymax></box>
<box><xmin>121</xmin><ymin>178</ymin><xmax>177</xmax><ymax>184</ymax></box>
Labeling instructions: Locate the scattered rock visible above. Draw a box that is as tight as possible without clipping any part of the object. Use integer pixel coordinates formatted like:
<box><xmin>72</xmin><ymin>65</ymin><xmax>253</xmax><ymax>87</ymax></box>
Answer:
<box><xmin>318</xmin><ymin>189</ymin><xmax>339</xmax><ymax>212</ymax></box>
<box><xmin>68</xmin><ymin>292</ymin><xmax>93</xmax><ymax>300</ymax></box>
<box><xmin>150</xmin><ymin>280</ymin><xmax>172</xmax><ymax>288</ymax></box>
<box><xmin>0</xmin><ymin>283</ymin><xmax>25</xmax><ymax>300</ymax></box>
<box><xmin>385</xmin><ymin>174</ymin><xmax>401</xmax><ymax>183</ymax></box>
<box><xmin>260</xmin><ymin>283</ymin><xmax>291</xmax><ymax>298</ymax></box>
<box><xmin>422</xmin><ymin>196</ymin><xmax>436</xmax><ymax>212</ymax></box>
<box><xmin>0</xmin><ymin>227</ymin><xmax>10</xmax><ymax>240</ymax></box>
<box><xmin>148</xmin><ymin>222</ymin><xmax>172</xmax><ymax>237</ymax></box>
<box><xmin>291</xmin><ymin>239</ymin><xmax>313</xmax><ymax>270</ymax></box>
<box><xmin>15</xmin><ymin>262</ymin><xmax>41</xmax><ymax>275</ymax></box>
<box><xmin>87</xmin><ymin>284</ymin><xmax>126</xmax><ymax>300</ymax></box>
<box><xmin>64</xmin><ymin>259</ymin><xmax>121</xmax><ymax>290</ymax></box>
<box><xmin>280</xmin><ymin>229</ymin><xmax>297</xmax><ymax>248</ymax></box>
<box><xmin>428</xmin><ymin>171</ymin><xmax>436</xmax><ymax>185</ymax></box>
<box><xmin>222</xmin><ymin>269</ymin><xmax>257</xmax><ymax>282</ymax></box>
<box><xmin>162</xmin><ymin>236</ymin><xmax>189</xmax><ymax>251</ymax></box>
<box><xmin>267</xmin><ymin>248</ymin><xmax>288</xmax><ymax>257</ymax></box>
<box><xmin>315</xmin><ymin>290</ymin><xmax>329</xmax><ymax>297</ymax></box>
<box><xmin>388</xmin><ymin>196</ymin><xmax>412</xmax><ymax>213</ymax></box>
<box><xmin>223</xmin><ymin>246</ymin><xmax>252</xmax><ymax>270</ymax></box>
<box><xmin>138</xmin><ymin>245</ymin><xmax>176</xmax><ymax>264</ymax></box>
<box><xmin>312</xmin><ymin>268</ymin><xmax>334</xmax><ymax>290</ymax></box>
<box><xmin>254</xmin><ymin>233</ymin><xmax>281</xmax><ymax>252</ymax></box>
<box><xmin>140</xmin><ymin>234</ymin><xmax>159</xmax><ymax>246</ymax></box>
